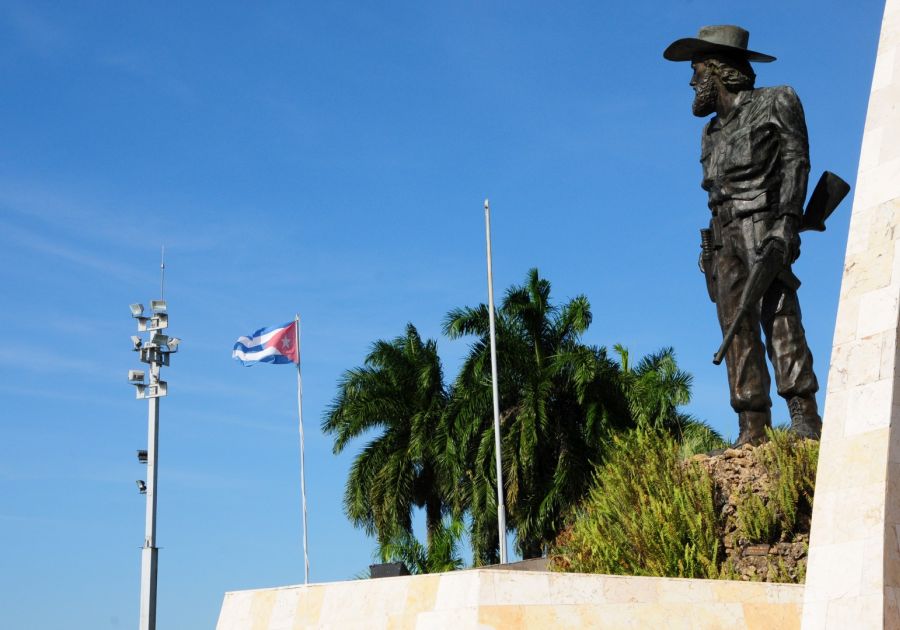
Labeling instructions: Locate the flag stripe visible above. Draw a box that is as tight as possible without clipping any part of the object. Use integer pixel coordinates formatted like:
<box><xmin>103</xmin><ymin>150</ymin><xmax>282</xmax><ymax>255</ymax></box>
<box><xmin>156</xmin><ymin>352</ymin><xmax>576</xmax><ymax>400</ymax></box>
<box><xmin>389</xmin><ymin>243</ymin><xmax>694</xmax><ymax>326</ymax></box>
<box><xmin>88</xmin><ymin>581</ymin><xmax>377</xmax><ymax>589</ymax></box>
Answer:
<box><xmin>234</xmin><ymin>324</ymin><xmax>288</xmax><ymax>349</ymax></box>
<box><xmin>232</xmin><ymin>346</ymin><xmax>295</xmax><ymax>366</ymax></box>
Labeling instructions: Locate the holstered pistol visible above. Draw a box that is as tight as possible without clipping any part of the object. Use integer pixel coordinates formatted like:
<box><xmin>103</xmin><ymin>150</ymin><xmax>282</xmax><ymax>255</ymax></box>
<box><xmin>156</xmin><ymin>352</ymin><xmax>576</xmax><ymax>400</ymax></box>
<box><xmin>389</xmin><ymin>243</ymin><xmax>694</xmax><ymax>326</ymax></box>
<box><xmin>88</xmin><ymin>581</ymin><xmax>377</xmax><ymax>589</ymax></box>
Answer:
<box><xmin>699</xmin><ymin>227</ymin><xmax>717</xmax><ymax>303</ymax></box>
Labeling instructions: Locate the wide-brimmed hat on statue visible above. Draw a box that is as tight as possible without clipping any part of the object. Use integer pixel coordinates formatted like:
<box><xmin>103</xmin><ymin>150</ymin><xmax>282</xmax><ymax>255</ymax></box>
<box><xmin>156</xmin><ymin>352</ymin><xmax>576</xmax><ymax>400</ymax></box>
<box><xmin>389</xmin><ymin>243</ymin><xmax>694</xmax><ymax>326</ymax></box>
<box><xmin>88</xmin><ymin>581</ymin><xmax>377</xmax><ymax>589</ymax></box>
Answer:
<box><xmin>663</xmin><ymin>25</ymin><xmax>776</xmax><ymax>63</ymax></box>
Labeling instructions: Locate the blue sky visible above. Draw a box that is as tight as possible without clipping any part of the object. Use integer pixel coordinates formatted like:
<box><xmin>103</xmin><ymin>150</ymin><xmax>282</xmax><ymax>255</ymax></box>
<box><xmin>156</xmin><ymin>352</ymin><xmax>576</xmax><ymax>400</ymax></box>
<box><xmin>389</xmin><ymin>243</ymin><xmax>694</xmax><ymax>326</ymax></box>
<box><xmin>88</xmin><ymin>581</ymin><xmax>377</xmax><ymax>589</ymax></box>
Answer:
<box><xmin>0</xmin><ymin>1</ymin><xmax>887</xmax><ymax>628</ymax></box>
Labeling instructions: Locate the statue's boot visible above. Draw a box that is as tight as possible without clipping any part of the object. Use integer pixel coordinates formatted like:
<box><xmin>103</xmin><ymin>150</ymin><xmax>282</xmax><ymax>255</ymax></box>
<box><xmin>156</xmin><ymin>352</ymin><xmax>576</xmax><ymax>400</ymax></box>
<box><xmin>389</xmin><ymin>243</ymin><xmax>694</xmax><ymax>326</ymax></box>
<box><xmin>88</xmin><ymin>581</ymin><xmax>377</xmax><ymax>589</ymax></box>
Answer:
<box><xmin>788</xmin><ymin>395</ymin><xmax>822</xmax><ymax>440</ymax></box>
<box><xmin>707</xmin><ymin>410</ymin><xmax>771</xmax><ymax>455</ymax></box>
<box><xmin>733</xmin><ymin>409</ymin><xmax>771</xmax><ymax>447</ymax></box>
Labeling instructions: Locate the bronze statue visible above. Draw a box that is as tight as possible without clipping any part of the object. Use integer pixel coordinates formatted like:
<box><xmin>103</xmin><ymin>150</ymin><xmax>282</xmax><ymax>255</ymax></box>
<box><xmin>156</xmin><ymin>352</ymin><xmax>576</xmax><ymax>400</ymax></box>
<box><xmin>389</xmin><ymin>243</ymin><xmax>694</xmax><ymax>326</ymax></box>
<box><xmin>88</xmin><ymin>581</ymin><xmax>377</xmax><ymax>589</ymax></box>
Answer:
<box><xmin>664</xmin><ymin>25</ymin><xmax>846</xmax><ymax>445</ymax></box>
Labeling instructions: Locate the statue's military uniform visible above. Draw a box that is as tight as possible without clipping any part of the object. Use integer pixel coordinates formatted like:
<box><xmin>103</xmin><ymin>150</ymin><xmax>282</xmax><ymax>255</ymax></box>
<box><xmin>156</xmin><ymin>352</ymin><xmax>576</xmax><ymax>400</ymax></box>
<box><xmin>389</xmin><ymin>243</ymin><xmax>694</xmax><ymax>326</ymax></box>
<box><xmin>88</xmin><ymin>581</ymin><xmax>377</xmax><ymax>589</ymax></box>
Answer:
<box><xmin>701</xmin><ymin>85</ymin><xmax>819</xmax><ymax>417</ymax></box>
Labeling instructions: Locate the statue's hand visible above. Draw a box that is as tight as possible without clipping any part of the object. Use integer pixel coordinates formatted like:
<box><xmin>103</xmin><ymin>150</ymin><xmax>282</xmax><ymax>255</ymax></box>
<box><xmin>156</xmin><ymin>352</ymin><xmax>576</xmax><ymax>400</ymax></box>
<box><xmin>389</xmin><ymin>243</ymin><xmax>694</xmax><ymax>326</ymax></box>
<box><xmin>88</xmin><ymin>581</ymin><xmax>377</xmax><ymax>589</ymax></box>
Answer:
<box><xmin>761</xmin><ymin>215</ymin><xmax>800</xmax><ymax>264</ymax></box>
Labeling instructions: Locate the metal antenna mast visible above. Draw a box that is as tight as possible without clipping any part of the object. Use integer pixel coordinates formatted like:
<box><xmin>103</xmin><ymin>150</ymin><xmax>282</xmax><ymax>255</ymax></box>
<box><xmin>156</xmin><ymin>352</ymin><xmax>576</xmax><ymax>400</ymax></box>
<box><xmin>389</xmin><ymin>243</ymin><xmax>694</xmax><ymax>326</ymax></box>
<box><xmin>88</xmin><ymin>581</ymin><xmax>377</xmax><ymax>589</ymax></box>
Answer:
<box><xmin>160</xmin><ymin>246</ymin><xmax>166</xmax><ymax>300</ymax></box>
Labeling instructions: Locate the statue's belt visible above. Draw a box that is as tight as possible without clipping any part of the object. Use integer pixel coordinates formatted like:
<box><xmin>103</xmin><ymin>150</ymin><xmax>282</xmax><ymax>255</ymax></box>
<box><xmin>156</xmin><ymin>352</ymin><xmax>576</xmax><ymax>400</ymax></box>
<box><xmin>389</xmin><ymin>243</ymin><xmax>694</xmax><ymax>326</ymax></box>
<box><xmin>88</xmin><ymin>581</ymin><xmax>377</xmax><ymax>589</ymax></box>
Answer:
<box><xmin>711</xmin><ymin>203</ymin><xmax>777</xmax><ymax>227</ymax></box>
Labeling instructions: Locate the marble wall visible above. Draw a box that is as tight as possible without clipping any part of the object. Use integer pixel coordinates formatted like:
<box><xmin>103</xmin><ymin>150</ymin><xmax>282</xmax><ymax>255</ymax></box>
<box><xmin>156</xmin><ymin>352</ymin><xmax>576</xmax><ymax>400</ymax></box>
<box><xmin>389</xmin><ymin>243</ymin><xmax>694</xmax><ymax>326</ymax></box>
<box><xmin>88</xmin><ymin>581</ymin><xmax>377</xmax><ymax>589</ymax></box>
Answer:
<box><xmin>801</xmin><ymin>0</ymin><xmax>900</xmax><ymax>628</ymax></box>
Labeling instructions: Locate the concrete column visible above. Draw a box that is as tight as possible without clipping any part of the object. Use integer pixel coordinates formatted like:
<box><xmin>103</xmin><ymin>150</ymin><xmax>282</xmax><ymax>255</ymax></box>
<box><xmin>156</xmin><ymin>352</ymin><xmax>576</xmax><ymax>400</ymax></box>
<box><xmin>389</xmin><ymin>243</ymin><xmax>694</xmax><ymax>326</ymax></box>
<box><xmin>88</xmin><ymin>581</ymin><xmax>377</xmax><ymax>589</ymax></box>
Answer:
<box><xmin>802</xmin><ymin>0</ymin><xmax>900</xmax><ymax>627</ymax></box>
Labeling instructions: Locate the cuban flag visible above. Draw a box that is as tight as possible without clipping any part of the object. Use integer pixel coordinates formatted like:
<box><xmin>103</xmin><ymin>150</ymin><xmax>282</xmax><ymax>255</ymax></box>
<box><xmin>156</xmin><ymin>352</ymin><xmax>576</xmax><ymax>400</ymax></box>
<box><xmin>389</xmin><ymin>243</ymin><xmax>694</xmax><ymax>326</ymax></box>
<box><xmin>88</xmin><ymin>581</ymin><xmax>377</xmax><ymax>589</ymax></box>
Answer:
<box><xmin>232</xmin><ymin>320</ymin><xmax>299</xmax><ymax>366</ymax></box>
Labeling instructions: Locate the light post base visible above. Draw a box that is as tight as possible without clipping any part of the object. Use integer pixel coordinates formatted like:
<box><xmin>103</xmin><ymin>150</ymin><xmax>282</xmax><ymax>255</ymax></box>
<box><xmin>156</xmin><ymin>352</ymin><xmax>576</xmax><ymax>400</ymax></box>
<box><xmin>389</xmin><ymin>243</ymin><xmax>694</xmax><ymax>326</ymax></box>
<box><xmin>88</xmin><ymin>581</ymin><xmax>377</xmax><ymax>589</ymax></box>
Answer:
<box><xmin>139</xmin><ymin>545</ymin><xmax>158</xmax><ymax>630</ymax></box>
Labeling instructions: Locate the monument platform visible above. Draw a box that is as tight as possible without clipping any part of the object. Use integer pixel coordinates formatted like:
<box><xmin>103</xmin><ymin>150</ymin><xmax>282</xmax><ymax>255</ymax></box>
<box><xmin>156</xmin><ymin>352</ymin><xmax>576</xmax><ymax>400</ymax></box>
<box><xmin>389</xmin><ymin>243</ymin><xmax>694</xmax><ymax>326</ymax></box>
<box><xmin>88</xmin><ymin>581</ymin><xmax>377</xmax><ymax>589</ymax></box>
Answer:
<box><xmin>216</xmin><ymin>569</ymin><xmax>803</xmax><ymax>630</ymax></box>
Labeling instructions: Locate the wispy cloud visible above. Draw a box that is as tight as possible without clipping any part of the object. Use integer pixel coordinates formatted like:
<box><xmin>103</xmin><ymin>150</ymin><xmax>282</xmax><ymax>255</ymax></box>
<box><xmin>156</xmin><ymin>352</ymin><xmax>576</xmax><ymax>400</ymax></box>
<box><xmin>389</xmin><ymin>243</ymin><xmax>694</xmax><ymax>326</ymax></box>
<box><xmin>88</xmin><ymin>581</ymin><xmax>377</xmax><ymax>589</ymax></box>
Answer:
<box><xmin>0</xmin><ymin>462</ymin><xmax>252</xmax><ymax>490</ymax></box>
<box><xmin>176</xmin><ymin>376</ymin><xmax>272</xmax><ymax>403</ymax></box>
<box><xmin>0</xmin><ymin>179</ymin><xmax>244</xmax><ymax>254</ymax></box>
<box><xmin>0</xmin><ymin>344</ymin><xmax>111</xmax><ymax>377</ymax></box>
<box><xmin>43</xmin><ymin>314</ymin><xmax>123</xmax><ymax>338</ymax></box>
<box><xmin>98</xmin><ymin>50</ymin><xmax>198</xmax><ymax>105</ymax></box>
<box><xmin>0</xmin><ymin>181</ymin><xmax>155</xmax><ymax>245</ymax></box>
<box><xmin>0</xmin><ymin>221</ymin><xmax>145</xmax><ymax>282</ymax></box>
<box><xmin>2</xmin><ymin>3</ymin><xmax>65</xmax><ymax>58</ymax></box>
<box><xmin>0</xmin><ymin>512</ymin><xmax>67</xmax><ymax>525</ymax></box>
<box><xmin>180</xmin><ymin>407</ymin><xmax>295</xmax><ymax>436</ymax></box>
<box><xmin>161</xmin><ymin>467</ymin><xmax>256</xmax><ymax>490</ymax></box>
<box><xmin>0</xmin><ymin>383</ymin><xmax>129</xmax><ymax>407</ymax></box>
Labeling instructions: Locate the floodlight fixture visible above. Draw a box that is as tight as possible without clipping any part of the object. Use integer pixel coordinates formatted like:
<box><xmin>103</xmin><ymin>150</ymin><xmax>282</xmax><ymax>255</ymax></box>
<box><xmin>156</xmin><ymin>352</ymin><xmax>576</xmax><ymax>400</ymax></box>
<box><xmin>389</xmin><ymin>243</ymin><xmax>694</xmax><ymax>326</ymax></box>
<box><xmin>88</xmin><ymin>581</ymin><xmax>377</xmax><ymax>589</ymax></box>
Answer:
<box><xmin>166</xmin><ymin>337</ymin><xmax>181</xmax><ymax>352</ymax></box>
<box><xmin>152</xmin><ymin>380</ymin><xmax>167</xmax><ymax>398</ymax></box>
<box><xmin>137</xmin><ymin>450</ymin><xmax>148</xmax><ymax>464</ymax></box>
<box><xmin>131</xmin><ymin>336</ymin><xmax>142</xmax><ymax>351</ymax></box>
<box><xmin>149</xmin><ymin>332</ymin><xmax>169</xmax><ymax>347</ymax></box>
<box><xmin>138</xmin><ymin>313</ymin><xmax>168</xmax><ymax>333</ymax></box>
<box><xmin>130</xmin><ymin>303</ymin><xmax>145</xmax><ymax>317</ymax></box>
<box><xmin>128</xmin><ymin>370</ymin><xmax>146</xmax><ymax>384</ymax></box>
<box><xmin>136</xmin><ymin>379</ymin><xmax>167</xmax><ymax>399</ymax></box>
<box><xmin>151</xmin><ymin>300</ymin><xmax>167</xmax><ymax>313</ymax></box>
<box><xmin>136</xmin><ymin>480</ymin><xmax>147</xmax><ymax>494</ymax></box>
<box><xmin>139</xmin><ymin>346</ymin><xmax>169</xmax><ymax>368</ymax></box>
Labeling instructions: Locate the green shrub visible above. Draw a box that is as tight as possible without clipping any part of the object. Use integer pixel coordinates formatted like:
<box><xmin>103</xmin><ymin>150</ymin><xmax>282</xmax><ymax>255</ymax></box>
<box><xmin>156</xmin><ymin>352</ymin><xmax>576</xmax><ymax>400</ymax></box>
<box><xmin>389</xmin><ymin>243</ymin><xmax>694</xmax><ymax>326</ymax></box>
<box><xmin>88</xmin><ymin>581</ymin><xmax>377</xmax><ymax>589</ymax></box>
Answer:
<box><xmin>735</xmin><ymin>485</ymin><xmax>779</xmax><ymax>544</ymax></box>
<box><xmin>551</xmin><ymin>426</ymin><xmax>818</xmax><ymax>583</ymax></box>
<box><xmin>550</xmin><ymin>425</ymin><xmax>721</xmax><ymax>578</ymax></box>
<box><xmin>734</xmin><ymin>428</ymin><xmax>819</xmax><ymax>544</ymax></box>
<box><xmin>768</xmin><ymin>556</ymin><xmax>794</xmax><ymax>583</ymax></box>
<box><xmin>758</xmin><ymin>428</ymin><xmax>818</xmax><ymax>536</ymax></box>
<box><xmin>677</xmin><ymin>420</ymin><xmax>728</xmax><ymax>459</ymax></box>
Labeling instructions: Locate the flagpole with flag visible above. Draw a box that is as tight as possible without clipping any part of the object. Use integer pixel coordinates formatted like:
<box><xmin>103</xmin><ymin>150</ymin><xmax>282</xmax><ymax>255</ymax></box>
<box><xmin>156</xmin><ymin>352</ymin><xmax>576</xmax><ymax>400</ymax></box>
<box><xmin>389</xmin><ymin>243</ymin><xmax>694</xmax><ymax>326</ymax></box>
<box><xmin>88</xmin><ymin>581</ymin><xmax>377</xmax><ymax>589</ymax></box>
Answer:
<box><xmin>294</xmin><ymin>314</ymin><xmax>310</xmax><ymax>584</ymax></box>
<box><xmin>232</xmin><ymin>317</ymin><xmax>309</xmax><ymax>583</ymax></box>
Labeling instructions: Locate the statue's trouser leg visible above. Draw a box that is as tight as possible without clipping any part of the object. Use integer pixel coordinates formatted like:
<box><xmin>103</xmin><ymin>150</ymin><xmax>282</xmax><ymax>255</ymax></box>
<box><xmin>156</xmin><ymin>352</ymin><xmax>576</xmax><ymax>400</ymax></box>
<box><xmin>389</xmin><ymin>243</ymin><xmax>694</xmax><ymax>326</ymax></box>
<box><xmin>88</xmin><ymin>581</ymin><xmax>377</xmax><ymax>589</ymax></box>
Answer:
<box><xmin>760</xmin><ymin>280</ymin><xmax>821</xmax><ymax>436</ymax></box>
<box><xmin>714</xmin><ymin>219</ymin><xmax>772</xmax><ymax>445</ymax></box>
<box><xmin>760</xmin><ymin>281</ymin><xmax>819</xmax><ymax>399</ymax></box>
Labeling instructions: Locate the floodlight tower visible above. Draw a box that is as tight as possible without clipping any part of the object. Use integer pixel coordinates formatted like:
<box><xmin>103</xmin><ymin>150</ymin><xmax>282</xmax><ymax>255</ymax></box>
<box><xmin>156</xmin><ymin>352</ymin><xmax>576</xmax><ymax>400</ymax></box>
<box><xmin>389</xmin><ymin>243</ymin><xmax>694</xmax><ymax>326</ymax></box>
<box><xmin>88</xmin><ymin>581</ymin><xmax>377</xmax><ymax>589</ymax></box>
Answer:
<box><xmin>128</xmin><ymin>299</ymin><xmax>179</xmax><ymax>630</ymax></box>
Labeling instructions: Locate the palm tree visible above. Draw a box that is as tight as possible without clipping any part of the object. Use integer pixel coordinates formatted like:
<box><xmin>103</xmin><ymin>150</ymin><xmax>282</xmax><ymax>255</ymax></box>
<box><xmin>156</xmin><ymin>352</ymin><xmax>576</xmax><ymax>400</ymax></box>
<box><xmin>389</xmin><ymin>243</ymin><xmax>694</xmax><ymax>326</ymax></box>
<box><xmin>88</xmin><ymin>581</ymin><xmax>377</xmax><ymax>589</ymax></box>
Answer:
<box><xmin>377</xmin><ymin>517</ymin><xmax>465</xmax><ymax>575</ymax></box>
<box><xmin>613</xmin><ymin>345</ymin><xmax>725</xmax><ymax>453</ymax></box>
<box><xmin>322</xmin><ymin>324</ymin><xmax>450</xmax><ymax>552</ymax></box>
<box><xmin>614</xmin><ymin>345</ymin><xmax>692</xmax><ymax>429</ymax></box>
<box><xmin>443</xmin><ymin>268</ymin><xmax>630</xmax><ymax>563</ymax></box>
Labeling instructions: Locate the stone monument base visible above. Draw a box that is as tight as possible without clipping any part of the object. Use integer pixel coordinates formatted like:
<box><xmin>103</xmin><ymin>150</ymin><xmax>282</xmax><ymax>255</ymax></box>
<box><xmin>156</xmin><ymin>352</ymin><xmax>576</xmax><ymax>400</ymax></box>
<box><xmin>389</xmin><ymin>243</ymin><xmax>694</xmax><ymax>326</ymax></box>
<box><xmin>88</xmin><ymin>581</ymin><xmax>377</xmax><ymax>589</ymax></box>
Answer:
<box><xmin>216</xmin><ymin>569</ymin><xmax>803</xmax><ymax>629</ymax></box>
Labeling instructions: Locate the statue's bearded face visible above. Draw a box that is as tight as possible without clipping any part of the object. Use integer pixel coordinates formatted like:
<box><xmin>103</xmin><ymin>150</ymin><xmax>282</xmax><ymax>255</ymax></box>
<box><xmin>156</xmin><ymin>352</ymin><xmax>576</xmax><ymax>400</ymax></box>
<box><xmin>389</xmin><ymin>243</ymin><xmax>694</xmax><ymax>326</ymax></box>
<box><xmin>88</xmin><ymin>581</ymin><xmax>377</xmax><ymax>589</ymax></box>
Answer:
<box><xmin>691</xmin><ymin>60</ymin><xmax>717</xmax><ymax>117</ymax></box>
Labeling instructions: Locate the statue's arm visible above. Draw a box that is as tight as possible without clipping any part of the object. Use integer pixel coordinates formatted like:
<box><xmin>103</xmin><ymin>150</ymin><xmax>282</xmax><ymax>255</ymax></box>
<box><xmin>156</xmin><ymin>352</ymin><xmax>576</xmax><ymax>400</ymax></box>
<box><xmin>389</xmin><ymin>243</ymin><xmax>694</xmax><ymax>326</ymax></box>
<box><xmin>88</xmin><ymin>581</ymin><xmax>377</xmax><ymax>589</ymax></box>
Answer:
<box><xmin>761</xmin><ymin>87</ymin><xmax>810</xmax><ymax>262</ymax></box>
<box><xmin>773</xmin><ymin>86</ymin><xmax>810</xmax><ymax>220</ymax></box>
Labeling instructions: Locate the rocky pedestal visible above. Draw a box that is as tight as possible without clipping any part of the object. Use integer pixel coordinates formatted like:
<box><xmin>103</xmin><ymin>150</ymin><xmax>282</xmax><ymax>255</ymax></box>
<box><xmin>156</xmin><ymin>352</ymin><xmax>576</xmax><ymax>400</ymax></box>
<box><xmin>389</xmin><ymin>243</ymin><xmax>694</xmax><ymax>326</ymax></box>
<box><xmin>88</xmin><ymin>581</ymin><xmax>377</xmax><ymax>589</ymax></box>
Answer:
<box><xmin>694</xmin><ymin>443</ymin><xmax>813</xmax><ymax>584</ymax></box>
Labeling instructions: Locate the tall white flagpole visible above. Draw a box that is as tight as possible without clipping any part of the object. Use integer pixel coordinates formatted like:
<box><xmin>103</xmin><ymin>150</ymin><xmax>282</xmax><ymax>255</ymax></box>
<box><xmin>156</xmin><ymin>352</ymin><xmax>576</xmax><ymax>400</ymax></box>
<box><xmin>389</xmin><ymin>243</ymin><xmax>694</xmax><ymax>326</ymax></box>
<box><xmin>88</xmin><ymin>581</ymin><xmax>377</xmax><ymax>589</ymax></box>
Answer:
<box><xmin>294</xmin><ymin>314</ymin><xmax>310</xmax><ymax>584</ymax></box>
<box><xmin>484</xmin><ymin>199</ymin><xmax>508</xmax><ymax>565</ymax></box>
